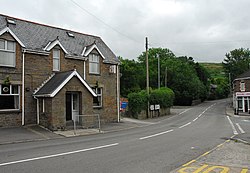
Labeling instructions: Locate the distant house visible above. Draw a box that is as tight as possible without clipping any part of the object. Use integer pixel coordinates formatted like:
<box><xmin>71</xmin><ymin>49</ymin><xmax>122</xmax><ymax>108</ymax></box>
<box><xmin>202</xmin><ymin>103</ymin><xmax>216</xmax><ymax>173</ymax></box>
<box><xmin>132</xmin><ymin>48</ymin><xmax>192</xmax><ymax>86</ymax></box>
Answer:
<box><xmin>233</xmin><ymin>70</ymin><xmax>250</xmax><ymax>114</ymax></box>
<box><xmin>0</xmin><ymin>14</ymin><xmax>120</xmax><ymax>130</ymax></box>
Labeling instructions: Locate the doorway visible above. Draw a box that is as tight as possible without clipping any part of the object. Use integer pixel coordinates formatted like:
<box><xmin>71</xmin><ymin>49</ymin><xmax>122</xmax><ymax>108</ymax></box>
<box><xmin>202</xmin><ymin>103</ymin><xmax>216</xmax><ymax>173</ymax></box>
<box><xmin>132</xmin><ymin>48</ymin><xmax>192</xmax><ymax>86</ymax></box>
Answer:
<box><xmin>66</xmin><ymin>92</ymin><xmax>80</xmax><ymax>122</ymax></box>
<box><xmin>244</xmin><ymin>99</ymin><xmax>248</xmax><ymax>113</ymax></box>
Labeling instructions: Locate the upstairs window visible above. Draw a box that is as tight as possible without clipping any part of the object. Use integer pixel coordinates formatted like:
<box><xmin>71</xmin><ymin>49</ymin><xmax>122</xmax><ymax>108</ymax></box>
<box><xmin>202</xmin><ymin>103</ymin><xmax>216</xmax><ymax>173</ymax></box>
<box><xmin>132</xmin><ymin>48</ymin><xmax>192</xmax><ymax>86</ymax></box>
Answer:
<box><xmin>92</xmin><ymin>87</ymin><xmax>102</xmax><ymax>108</ymax></box>
<box><xmin>0</xmin><ymin>39</ymin><xmax>16</xmax><ymax>67</ymax></box>
<box><xmin>53</xmin><ymin>49</ymin><xmax>60</xmax><ymax>71</ymax></box>
<box><xmin>0</xmin><ymin>84</ymin><xmax>20</xmax><ymax>110</ymax></box>
<box><xmin>89</xmin><ymin>54</ymin><xmax>100</xmax><ymax>74</ymax></box>
<box><xmin>240</xmin><ymin>82</ymin><xmax>245</xmax><ymax>92</ymax></box>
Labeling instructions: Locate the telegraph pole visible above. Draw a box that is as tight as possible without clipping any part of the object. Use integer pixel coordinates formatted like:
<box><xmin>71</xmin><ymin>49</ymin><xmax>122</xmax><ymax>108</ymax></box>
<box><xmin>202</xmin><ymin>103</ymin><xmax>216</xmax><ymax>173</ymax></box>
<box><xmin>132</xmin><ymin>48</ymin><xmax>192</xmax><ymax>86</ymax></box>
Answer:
<box><xmin>146</xmin><ymin>37</ymin><xmax>149</xmax><ymax>94</ymax></box>
<box><xmin>146</xmin><ymin>37</ymin><xmax>150</xmax><ymax>117</ymax></box>
<box><xmin>157</xmin><ymin>54</ymin><xmax>160</xmax><ymax>89</ymax></box>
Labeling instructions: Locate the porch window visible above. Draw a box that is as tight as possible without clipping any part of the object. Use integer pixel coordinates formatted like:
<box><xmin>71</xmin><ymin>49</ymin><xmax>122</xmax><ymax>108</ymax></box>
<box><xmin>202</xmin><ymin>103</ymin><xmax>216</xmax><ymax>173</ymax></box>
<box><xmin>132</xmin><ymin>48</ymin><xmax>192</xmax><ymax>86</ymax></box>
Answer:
<box><xmin>92</xmin><ymin>87</ymin><xmax>102</xmax><ymax>107</ymax></box>
<box><xmin>53</xmin><ymin>49</ymin><xmax>60</xmax><ymax>71</ymax></box>
<box><xmin>89</xmin><ymin>54</ymin><xmax>100</xmax><ymax>74</ymax></box>
<box><xmin>0</xmin><ymin>39</ymin><xmax>16</xmax><ymax>67</ymax></box>
<box><xmin>0</xmin><ymin>84</ymin><xmax>20</xmax><ymax>110</ymax></box>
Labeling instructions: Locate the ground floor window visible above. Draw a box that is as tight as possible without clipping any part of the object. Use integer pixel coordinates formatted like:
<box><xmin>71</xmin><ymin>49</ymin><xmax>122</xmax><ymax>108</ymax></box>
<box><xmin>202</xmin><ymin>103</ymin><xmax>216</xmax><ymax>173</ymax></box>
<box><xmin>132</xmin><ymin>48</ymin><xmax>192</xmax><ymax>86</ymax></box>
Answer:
<box><xmin>92</xmin><ymin>87</ymin><xmax>102</xmax><ymax>108</ymax></box>
<box><xmin>237</xmin><ymin>97</ymin><xmax>243</xmax><ymax>110</ymax></box>
<box><xmin>0</xmin><ymin>84</ymin><xmax>20</xmax><ymax>110</ymax></box>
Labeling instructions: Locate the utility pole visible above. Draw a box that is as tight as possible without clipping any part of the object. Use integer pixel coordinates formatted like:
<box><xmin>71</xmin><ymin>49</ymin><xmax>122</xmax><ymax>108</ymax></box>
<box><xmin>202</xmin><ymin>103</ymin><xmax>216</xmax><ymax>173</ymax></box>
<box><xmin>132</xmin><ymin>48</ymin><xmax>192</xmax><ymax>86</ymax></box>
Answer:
<box><xmin>165</xmin><ymin>67</ymin><xmax>167</xmax><ymax>87</ymax></box>
<box><xmin>157</xmin><ymin>54</ymin><xmax>160</xmax><ymax>89</ymax></box>
<box><xmin>146</xmin><ymin>37</ymin><xmax>150</xmax><ymax>117</ymax></box>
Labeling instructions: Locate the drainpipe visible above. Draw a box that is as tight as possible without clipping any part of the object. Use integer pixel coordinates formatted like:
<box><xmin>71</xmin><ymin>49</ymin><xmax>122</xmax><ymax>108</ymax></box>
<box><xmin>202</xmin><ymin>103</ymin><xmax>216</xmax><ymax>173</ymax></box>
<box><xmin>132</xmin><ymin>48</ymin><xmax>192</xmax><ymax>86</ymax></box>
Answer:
<box><xmin>34</xmin><ymin>96</ymin><xmax>39</xmax><ymax>124</ymax></box>
<box><xmin>22</xmin><ymin>49</ymin><xmax>26</xmax><ymax>125</ymax></box>
<box><xmin>83</xmin><ymin>60</ymin><xmax>86</xmax><ymax>80</ymax></box>
<box><xmin>117</xmin><ymin>64</ymin><xmax>120</xmax><ymax>122</ymax></box>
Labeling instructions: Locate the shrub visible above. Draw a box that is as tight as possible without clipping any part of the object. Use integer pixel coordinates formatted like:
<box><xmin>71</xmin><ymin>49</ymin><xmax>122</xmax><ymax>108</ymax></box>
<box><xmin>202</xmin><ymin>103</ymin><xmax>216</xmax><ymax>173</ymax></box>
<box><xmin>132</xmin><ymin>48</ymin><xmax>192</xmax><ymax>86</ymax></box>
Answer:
<box><xmin>128</xmin><ymin>87</ymin><xmax>174</xmax><ymax>118</ymax></box>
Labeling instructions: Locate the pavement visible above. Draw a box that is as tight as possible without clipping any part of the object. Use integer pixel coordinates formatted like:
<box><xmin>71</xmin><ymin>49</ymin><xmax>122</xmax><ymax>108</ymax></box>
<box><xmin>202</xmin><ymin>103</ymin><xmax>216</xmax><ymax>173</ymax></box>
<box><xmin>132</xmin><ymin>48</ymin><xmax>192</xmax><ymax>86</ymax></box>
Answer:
<box><xmin>0</xmin><ymin>104</ymin><xmax>250</xmax><ymax>172</ymax></box>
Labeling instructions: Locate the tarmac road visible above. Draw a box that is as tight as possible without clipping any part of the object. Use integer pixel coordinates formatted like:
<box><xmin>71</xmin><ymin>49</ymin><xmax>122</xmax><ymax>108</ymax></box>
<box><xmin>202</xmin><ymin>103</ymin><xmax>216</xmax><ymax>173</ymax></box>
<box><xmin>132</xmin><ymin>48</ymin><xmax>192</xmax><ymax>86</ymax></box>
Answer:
<box><xmin>0</xmin><ymin>99</ymin><xmax>246</xmax><ymax>173</ymax></box>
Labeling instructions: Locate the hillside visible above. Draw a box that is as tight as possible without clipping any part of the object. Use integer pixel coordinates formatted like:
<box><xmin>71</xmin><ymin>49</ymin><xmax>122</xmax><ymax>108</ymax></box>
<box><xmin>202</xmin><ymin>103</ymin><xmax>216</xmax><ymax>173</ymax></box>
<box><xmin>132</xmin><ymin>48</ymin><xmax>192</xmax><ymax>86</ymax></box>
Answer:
<box><xmin>200</xmin><ymin>63</ymin><xmax>225</xmax><ymax>79</ymax></box>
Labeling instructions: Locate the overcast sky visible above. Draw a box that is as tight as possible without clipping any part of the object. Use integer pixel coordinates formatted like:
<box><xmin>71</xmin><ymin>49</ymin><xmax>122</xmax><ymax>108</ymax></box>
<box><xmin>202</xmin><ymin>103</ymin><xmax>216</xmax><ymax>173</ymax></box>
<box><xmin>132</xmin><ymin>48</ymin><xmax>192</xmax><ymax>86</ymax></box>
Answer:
<box><xmin>1</xmin><ymin>0</ymin><xmax>250</xmax><ymax>62</ymax></box>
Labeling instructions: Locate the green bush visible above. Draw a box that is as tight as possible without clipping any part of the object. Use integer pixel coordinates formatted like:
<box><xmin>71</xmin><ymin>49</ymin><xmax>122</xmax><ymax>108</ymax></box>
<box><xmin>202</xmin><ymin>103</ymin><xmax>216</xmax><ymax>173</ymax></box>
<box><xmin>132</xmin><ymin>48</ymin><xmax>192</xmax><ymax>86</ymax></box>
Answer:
<box><xmin>149</xmin><ymin>88</ymin><xmax>174</xmax><ymax>108</ymax></box>
<box><xmin>128</xmin><ymin>87</ymin><xmax>174</xmax><ymax>118</ymax></box>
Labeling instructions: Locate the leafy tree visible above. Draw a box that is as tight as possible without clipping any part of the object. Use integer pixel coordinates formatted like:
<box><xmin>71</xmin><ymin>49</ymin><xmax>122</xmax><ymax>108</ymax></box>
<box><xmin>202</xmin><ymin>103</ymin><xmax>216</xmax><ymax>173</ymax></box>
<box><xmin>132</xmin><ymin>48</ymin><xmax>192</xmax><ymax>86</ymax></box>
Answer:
<box><xmin>223</xmin><ymin>48</ymin><xmax>250</xmax><ymax>80</ymax></box>
<box><xmin>119</xmin><ymin>57</ymin><xmax>144</xmax><ymax>97</ymax></box>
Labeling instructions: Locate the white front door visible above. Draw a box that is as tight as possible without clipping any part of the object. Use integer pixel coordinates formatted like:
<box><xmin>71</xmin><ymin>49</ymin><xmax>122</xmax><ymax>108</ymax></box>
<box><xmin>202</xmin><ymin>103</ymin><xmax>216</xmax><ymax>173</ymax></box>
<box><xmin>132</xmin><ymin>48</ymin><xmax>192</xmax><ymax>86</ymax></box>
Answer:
<box><xmin>72</xmin><ymin>93</ymin><xmax>79</xmax><ymax>122</ymax></box>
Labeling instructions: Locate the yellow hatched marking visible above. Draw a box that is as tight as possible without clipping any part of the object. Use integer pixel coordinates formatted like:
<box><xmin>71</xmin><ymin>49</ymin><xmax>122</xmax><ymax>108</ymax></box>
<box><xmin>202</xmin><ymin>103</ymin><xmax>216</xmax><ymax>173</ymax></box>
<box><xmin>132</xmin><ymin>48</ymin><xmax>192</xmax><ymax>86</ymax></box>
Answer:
<box><xmin>178</xmin><ymin>164</ymin><xmax>208</xmax><ymax>173</ymax></box>
<box><xmin>202</xmin><ymin>165</ymin><xmax>230</xmax><ymax>173</ymax></box>
<box><xmin>241</xmin><ymin>168</ymin><xmax>248</xmax><ymax>173</ymax></box>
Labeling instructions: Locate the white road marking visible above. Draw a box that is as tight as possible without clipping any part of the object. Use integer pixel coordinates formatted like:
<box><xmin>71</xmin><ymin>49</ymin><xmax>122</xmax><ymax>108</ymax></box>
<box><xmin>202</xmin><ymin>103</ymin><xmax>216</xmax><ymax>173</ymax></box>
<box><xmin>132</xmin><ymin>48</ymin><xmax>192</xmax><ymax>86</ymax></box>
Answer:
<box><xmin>139</xmin><ymin>129</ymin><xmax>174</xmax><ymax>140</ymax></box>
<box><xmin>179</xmin><ymin>122</ymin><xmax>192</xmax><ymax>129</ymax></box>
<box><xmin>0</xmin><ymin>143</ymin><xmax>119</xmax><ymax>167</ymax></box>
<box><xmin>193</xmin><ymin>117</ymin><xmax>198</xmax><ymax>122</ymax></box>
<box><xmin>178</xmin><ymin>109</ymin><xmax>190</xmax><ymax>115</ymax></box>
<box><xmin>236</xmin><ymin>123</ymin><xmax>245</xmax><ymax>134</ymax></box>
<box><xmin>227</xmin><ymin>116</ymin><xmax>238</xmax><ymax>135</ymax></box>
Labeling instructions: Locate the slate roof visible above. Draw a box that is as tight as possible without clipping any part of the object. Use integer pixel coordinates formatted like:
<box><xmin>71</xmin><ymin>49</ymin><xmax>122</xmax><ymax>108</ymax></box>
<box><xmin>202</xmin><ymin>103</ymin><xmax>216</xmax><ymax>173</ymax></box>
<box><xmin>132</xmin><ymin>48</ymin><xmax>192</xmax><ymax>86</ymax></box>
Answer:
<box><xmin>235</xmin><ymin>70</ymin><xmax>250</xmax><ymax>81</ymax></box>
<box><xmin>34</xmin><ymin>70</ymin><xmax>97</xmax><ymax>97</ymax></box>
<box><xmin>0</xmin><ymin>14</ymin><xmax>119</xmax><ymax>64</ymax></box>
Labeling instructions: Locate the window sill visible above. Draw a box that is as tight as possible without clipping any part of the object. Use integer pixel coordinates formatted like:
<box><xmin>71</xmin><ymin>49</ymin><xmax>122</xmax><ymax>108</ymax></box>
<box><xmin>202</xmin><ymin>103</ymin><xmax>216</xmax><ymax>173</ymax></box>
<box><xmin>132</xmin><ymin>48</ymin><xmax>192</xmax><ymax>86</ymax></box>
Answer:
<box><xmin>0</xmin><ymin>109</ymin><xmax>21</xmax><ymax>113</ymax></box>
<box><xmin>89</xmin><ymin>73</ymin><xmax>101</xmax><ymax>76</ymax></box>
<box><xmin>93</xmin><ymin>106</ymin><xmax>102</xmax><ymax>109</ymax></box>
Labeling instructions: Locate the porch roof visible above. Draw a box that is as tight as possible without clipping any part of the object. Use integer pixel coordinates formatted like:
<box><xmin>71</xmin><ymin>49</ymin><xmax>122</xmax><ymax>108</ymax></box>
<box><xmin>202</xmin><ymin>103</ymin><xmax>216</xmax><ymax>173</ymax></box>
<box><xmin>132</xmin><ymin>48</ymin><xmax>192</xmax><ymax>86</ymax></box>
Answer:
<box><xmin>33</xmin><ymin>70</ymin><xmax>97</xmax><ymax>97</ymax></box>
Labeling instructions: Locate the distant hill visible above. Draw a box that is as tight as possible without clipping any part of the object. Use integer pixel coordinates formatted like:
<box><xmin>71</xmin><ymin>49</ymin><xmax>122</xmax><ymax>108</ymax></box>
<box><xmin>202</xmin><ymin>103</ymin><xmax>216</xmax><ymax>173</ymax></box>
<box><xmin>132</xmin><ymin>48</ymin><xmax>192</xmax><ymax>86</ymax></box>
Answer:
<box><xmin>200</xmin><ymin>63</ymin><xmax>225</xmax><ymax>79</ymax></box>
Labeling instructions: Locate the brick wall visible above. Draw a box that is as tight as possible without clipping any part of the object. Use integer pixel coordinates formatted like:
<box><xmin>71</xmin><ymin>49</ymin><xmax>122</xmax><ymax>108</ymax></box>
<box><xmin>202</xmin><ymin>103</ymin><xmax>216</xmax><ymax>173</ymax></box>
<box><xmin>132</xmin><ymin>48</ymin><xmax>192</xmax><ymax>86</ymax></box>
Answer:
<box><xmin>234</xmin><ymin>79</ymin><xmax>250</xmax><ymax>92</ymax></box>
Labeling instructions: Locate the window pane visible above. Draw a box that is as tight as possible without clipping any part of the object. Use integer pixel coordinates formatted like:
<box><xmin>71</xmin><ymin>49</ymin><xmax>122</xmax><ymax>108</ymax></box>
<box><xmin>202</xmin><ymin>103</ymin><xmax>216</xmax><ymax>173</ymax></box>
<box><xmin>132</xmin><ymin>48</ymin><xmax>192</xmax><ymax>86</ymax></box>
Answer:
<box><xmin>0</xmin><ymin>40</ymin><xmax>5</xmax><ymax>49</ymax></box>
<box><xmin>12</xmin><ymin>85</ymin><xmax>19</xmax><ymax>94</ymax></box>
<box><xmin>53</xmin><ymin>59</ymin><xmax>59</xmax><ymax>71</ymax></box>
<box><xmin>53</xmin><ymin>49</ymin><xmax>60</xmax><ymax>58</ymax></box>
<box><xmin>0</xmin><ymin>51</ymin><xmax>15</xmax><ymax>66</ymax></box>
<box><xmin>0</xmin><ymin>96</ymin><xmax>15</xmax><ymax>109</ymax></box>
<box><xmin>1</xmin><ymin>84</ymin><xmax>10</xmax><ymax>94</ymax></box>
<box><xmin>7</xmin><ymin>41</ymin><xmax>14</xmax><ymax>51</ymax></box>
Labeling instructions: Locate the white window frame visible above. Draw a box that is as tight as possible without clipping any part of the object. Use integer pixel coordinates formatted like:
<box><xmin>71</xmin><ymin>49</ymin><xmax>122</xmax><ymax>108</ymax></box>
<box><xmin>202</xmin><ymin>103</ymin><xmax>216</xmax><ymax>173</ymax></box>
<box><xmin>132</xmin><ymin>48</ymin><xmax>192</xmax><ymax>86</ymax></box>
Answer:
<box><xmin>42</xmin><ymin>98</ymin><xmax>45</xmax><ymax>113</ymax></box>
<box><xmin>0</xmin><ymin>39</ymin><xmax>16</xmax><ymax>67</ymax></box>
<box><xmin>240</xmin><ymin>82</ymin><xmax>245</xmax><ymax>92</ymax></box>
<box><xmin>0</xmin><ymin>84</ymin><xmax>20</xmax><ymax>111</ymax></box>
<box><xmin>89</xmin><ymin>54</ymin><xmax>100</xmax><ymax>74</ymax></box>
<box><xmin>92</xmin><ymin>87</ymin><xmax>102</xmax><ymax>108</ymax></box>
<box><xmin>53</xmin><ymin>49</ymin><xmax>60</xmax><ymax>71</ymax></box>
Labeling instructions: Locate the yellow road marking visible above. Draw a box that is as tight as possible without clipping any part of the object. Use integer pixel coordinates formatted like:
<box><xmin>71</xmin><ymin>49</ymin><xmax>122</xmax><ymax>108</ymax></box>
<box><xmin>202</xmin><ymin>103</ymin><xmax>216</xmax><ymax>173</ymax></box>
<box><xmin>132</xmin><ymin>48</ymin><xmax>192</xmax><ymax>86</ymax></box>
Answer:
<box><xmin>178</xmin><ymin>164</ymin><xmax>208</xmax><ymax>173</ymax></box>
<box><xmin>202</xmin><ymin>165</ymin><xmax>230</xmax><ymax>173</ymax></box>
<box><xmin>201</xmin><ymin>151</ymin><xmax>210</xmax><ymax>157</ymax></box>
<box><xmin>182</xmin><ymin>160</ymin><xmax>196</xmax><ymax>167</ymax></box>
<box><xmin>241</xmin><ymin>168</ymin><xmax>248</xmax><ymax>173</ymax></box>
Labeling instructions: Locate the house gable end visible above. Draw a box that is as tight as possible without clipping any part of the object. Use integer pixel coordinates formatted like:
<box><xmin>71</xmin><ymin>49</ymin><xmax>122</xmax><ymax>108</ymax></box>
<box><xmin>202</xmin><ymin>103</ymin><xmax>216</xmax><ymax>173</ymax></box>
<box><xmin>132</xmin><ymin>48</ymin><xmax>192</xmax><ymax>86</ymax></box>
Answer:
<box><xmin>0</xmin><ymin>27</ymin><xmax>25</xmax><ymax>47</ymax></box>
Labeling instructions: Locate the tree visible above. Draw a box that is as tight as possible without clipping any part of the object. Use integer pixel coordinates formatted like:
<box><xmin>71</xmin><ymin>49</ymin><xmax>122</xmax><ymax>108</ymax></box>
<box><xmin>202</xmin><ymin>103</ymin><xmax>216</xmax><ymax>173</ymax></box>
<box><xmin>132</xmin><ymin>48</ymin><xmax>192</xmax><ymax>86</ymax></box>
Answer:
<box><xmin>119</xmin><ymin>57</ymin><xmax>144</xmax><ymax>97</ymax></box>
<box><xmin>223</xmin><ymin>48</ymin><xmax>250</xmax><ymax>80</ymax></box>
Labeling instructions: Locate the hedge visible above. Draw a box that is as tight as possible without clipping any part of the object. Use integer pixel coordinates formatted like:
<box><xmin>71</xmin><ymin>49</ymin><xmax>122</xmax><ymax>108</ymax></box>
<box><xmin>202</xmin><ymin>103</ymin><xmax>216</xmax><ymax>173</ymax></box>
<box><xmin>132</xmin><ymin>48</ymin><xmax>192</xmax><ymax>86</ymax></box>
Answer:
<box><xmin>128</xmin><ymin>87</ymin><xmax>174</xmax><ymax>118</ymax></box>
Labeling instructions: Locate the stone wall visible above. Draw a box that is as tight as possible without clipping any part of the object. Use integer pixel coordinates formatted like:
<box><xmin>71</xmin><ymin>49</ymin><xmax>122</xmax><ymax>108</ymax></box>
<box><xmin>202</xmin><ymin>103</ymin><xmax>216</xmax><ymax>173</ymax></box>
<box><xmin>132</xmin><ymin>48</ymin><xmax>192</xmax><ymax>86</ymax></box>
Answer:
<box><xmin>0</xmin><ymin>33</ymin><xmax>22</xmax><ymax>127</ymax></box>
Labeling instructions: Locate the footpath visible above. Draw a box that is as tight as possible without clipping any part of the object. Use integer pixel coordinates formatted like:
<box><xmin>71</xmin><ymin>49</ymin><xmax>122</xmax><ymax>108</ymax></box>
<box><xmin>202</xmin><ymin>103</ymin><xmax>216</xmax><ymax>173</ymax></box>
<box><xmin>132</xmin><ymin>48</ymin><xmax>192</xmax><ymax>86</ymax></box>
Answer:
<box><xmin>0</xmin><ymin>105</ymin><xmax>250</xmax><ymax>173</ymax></box>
